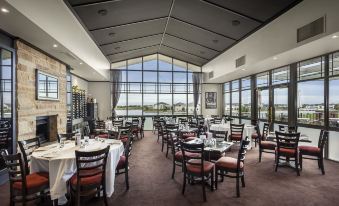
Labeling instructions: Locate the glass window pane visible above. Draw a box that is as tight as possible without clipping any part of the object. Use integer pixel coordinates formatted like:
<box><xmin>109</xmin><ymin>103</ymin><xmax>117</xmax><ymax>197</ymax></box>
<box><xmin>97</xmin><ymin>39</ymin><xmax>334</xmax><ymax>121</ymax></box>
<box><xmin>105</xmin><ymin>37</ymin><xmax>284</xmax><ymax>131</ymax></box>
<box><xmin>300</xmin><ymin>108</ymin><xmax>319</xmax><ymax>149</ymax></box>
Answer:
<box><xmin>173</xmin><ymin>72</ymin><xmax>187</xmax><ymax>83</ymax></box>
<box><xmin>2</xmin><ymin>80</ymin><xmax>11</xmax><ymax>92</ymax></box>
<box><xmin>3</xmin><ymin>92</ymin><xmax>11</xmax><ymax>118</ymax></box>
<box><xmin>330</xmin><ymin>52</ymin><xmax>339</xmax><ymax>76</ymax></box>
<box><xmin>174</xmin><ymin>94</ymin><xmax>187</xmax><ymax>115</ymax></box>
<box><xmin>231</xmin><ymin>91</ymin><xmax>239</xmax><ymax>117</ymax></box>
<box><xmin>159</xmin><ymin>72</ymin><xmax>172</xmax><ymax>83</ymax></box>
<box><xmin>298</xmin><ymin>57</ymin><xmax>323</xmax><ymax>81</ymax></box>
<box><xmin>329</xmin><ymin>77</ymin><xmax>339</xmax><ymax>128</ymax></box>
<box><xmin>224</xmin><ymin>92</ymin><xmax>230</xmax><ymax>115</ymax></box>
<box><xmin>329</xmin><ymin>131</ymin><xmax>339</xmax><ymax>161</ymax></box>
<box><xmin>173</xmin><ymin>59</ymin><xmax>187</xmax><ymax>72</ymax></box>
<box><xmin>297</xmin><ymin>80</ymin><xmax>324</xmax><ymax>126</ymax></box>
<box><xmin>159</xmin><ymin>83</ymin><xmax>172</xmax><ymax>93</ymax></box>
<box><xmin>128</xmin><ymin>83</ymin><xmax>142</xmax><ymax>93</ymax></box>
<box><xmin>1</xmin><ymin>66</ymin><xmax>11</xmax><ymax>79</ymax></box>
<box><xmin>116</xmin><ymin>93</ymin><xmax>127</xmax><ymax>116</ymax></box>
<box><xmin>173</xmin><ymin>84</ymin><xmax>187</xmax><ymax>93</ymax></box>
<box><xmin>158</xmin><ymin>55</ymin><xmax>172</xmax><ymax>71</ymax></box>
<box><xmin>188</xmin><ymin>94</ymin><xmax>195</xmax><ymax>115</ymax></box>
<box><xmin>232</xmin><ymin>80</ymin><xmax>239</xmax><ymax>91</ymax></box>
<box><xmin>256</xmin><ymin>72</ymin><xmax>269</xmax><ymax>87</ymax></box>
<box><xmin>1</xmin><ymin>49</ymin><xmax>12</xmax><ymax>65</ymax></box>
<box><xmin>143</xmin><ymin>71</ymin><xmax>157</xmax><ymax>82</ymax></box>
<box><xmin>128</xmin><ymin>58</ymin><xmax>142</xmax><ymax>70</ymax></box>
<box><xmin>188</xmin><ymin>64</ymin><xmax>201</xmax><ymax>72</ymax></box>
<box><xmin>224</xmin><ymin>82</ymin><xmax>230</xmax><ymax>92</ymax></box>
<box><xmin>143</xmin><ymin>83</ymin><xmax>157</xmax><ymax>93</ymax></box>
<box><xmin>241</xmin><ymin>90</ymin><xmax>251</xmax><ymax>118</ymax></box>
<box><xmin>241</xmin><ymin>78</ymin><xmax>251</xmax><ymax>90</ymax></box>
<box><xmin>128</xmin><ymin>93</ymin><xmax>142</xmax><ymax>116</ymax></box>
<box><xmin>258</xmin><ymin>89</ymin><xmax>269</xmax><ymax>120</ymax></box>
<box><xmin>272</xmin><ymin>66</ymin><xmax>289</xmax><ymax>85</ymax></box>
<box><xmin>158</xmin><ymin>94</ymin><xmax>172</xmax><ymax>115</ymax></box>
<box><xmin>188</xmin><ymin>72</ymin><xmax>193</xmax><ymax>83</ymax></box>
<box><xmin>143</xmin><ymin>54</ymin><xmax>157</xmax><ymax>70</ymax></box>
<box><xmin>274</xmin><ymin>87</ymin><xmax>288</xmax><ymax>122</ymax></box>
<box><xmin>128</xmin><ymin>71</ymin><xmax>142</xmax><ymax>82</ymax></box>
<box><xmin>143</xmin><ymin>94</ymin><xmax>157</xmax><ymax>115</ymax></box>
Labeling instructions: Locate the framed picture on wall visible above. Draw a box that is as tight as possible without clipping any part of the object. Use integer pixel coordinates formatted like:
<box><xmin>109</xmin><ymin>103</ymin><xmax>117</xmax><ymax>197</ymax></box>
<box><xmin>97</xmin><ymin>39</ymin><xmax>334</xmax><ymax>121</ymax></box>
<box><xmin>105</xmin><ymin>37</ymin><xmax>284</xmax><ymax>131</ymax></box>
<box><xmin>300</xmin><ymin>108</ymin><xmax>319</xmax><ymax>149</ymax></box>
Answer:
<box><xmin>205</xmin><ymin>92</ymin><xmax>217</xmax><ymax>109</ymax></box>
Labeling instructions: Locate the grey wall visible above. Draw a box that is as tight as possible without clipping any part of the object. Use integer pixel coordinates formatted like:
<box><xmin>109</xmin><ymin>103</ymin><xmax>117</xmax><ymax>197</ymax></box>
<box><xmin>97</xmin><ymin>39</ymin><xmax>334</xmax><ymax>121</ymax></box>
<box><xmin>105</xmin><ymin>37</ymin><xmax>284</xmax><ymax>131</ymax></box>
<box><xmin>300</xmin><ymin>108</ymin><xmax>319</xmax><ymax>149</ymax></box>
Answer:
<box><xmin>88</xmin><ymin>82</ymin><xmax>111</xmax><ymax>120</ymax></box>
<box><xmin>201</xmin><ymin>83</ymin><xmax>223</xmax><ymax>117</ymax></box>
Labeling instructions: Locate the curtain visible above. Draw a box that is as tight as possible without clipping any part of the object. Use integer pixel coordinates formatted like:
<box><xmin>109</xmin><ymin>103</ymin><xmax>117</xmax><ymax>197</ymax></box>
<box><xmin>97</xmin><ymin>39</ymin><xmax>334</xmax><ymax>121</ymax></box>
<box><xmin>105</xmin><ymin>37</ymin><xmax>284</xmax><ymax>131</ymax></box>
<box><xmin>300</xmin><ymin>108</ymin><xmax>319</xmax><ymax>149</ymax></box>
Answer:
<box><xmin>192</xmin><ymin>73</ymin><xmax>201</xmax><ymax>117</ymax></box>
<box><xmin>111</xmin><ymin>70</ymin><xmax>122</xmax><ymax>118</ymax></box>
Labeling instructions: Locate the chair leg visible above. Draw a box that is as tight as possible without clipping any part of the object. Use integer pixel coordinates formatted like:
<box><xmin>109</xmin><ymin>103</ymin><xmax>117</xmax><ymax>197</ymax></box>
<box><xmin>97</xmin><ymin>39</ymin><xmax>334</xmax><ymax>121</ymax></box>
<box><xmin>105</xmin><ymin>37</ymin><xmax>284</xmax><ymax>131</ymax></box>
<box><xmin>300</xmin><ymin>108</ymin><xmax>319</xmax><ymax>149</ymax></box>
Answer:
<box><xmin>259</xmin><ymin>149</ymin><xmax>262</xmax><ymax>162</ymax></box>
<box><xmin>103</xmin><ymin>186</ymin><xmax>108</xmax><ymax>206</ymax></box>
<box><xmin>215</xmin><ymin>171</ymin><xmax>218</xmax><ymax>190</ymax></box>
<box><xmin>210</xmin><ymin>170</ymin><xmax>214</xmax><ymax>191</ymax></box>
<box><xmin>320</xmin><ymin>157</ymin><xmax>325</xmax><ymax>175</ymax></box>
<box><xmin>202</xmin><ymin>175</ymin><xmax>207</xmax><ymax>202</ymax></box>
<box><xmin>299</xmin><ymin>153</ymin><xmax>303</xmax><ymax>171</ymax></box>
<box><xmin>275</xmin><ymin>153</ymin><xmax>279</xmax><ymax>172</ymax></box>
<box><xmin>172</xmin><ymin>161</ymin><xmax>176</xmax><ymax>179</ymax></box>
<box><xmin>236</xmin><ymin>176</ymin><xmax>240</xmax><ymax>197</ymax></box>
<box><xmin>241</xmin><ymin>174</ymin><xmax>245</xmax><ymax>187</ymax></box>
<box><xmin>182</xmin><ymin>172</ymin><xmax>186</xmax><ymax>195</ymax></box>
<box><xmin>125</xmin><ymin>166</ymin><xmax>130</xmax><ymax>190</ymax></box>
<box><xmin>166</xmin><ymin>143</ymin><xmax>169</xmax><ymax>158</ymax></box>
<box><xmin>161</xmin><ymin>137</ymin><xmax>164</xmax><ymax>152</ymax></box>
<box><xmin>295</xmin><ymin>155</ymin><xmax>300</xmax><ymax>176</ymax></box>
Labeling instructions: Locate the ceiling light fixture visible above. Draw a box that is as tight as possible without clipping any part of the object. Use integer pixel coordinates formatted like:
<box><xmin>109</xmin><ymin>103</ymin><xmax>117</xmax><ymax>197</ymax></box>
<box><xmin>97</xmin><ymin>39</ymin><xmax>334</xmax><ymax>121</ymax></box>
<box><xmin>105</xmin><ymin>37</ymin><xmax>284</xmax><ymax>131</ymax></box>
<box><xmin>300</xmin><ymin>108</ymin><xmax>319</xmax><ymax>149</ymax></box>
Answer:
<box><xmin>79</xmin><ymin>62</ymin><xmax>83</xmax><ymax>65</ymax></box>
<box><xmin>1</xmin><ymin>8</ymin><xmax>9</xmax><ymax>13</ymax></box>
<box><xmin>273</xmin><ymin>57</ymin><xmax>278</xmax><ymax>60</ymax></box>
<box><xmin>97</xmin><ymin>9</ymin><xmax>108</xmax><ymax>16</ymax></box>
<box><xmin>241</xmin><ymin>68</ymin><xmax>246</xmax><ymax>71</ymax></box>
<box><xmin>232</xmin><ymin>20</ymin><xmax>240</xmax><ymax>26</ymax></box>
<box><xmin>332</xmin><ymin>35</ymin><xmax>338</xmax><ymax>39</ymax></box>
<box><xmin>53</xmin><ymin>44</ymin><xmax>58</xmax><ymax>48</ymax></box>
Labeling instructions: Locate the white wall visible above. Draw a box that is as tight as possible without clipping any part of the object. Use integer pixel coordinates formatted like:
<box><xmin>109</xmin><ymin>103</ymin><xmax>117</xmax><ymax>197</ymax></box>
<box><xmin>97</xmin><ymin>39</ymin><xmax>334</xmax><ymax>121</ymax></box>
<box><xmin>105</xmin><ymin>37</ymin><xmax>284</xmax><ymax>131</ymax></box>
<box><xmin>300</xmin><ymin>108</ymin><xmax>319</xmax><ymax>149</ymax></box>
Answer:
<box><xmin>88</xmin><ymin>82</ymin><xmax>111</xmax><ymax>120</ymax></box>
<box><xmin>201</xmin><ymin>83</ymin><xmax>222</xmax><ymax>117</ymax></box>
<box><xmin>204</xmin><ymin>0</ymin><xmax>339</xmax><ymax>83</ymax></box>
<box><xmin>72</xmin><ymin>75</ymin><xmax>88</xmax><ymax>91</ymax></box>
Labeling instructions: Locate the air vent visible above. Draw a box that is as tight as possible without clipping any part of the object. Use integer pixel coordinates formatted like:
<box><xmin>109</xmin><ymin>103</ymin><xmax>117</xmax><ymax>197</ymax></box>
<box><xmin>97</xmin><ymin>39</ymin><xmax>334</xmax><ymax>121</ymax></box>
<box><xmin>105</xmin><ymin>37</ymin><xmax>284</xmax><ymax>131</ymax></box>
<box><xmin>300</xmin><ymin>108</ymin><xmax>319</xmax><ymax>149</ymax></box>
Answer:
<box><xmin>297</xmin><ymin>16</ymin><xmax>325</xmax><ymax>43</ymax></box>
<box><xmin>208</xmin><ymin>71</ymin><xmax>214</xmax><ymax>79</ymax></box>
<box><xmin>236</xmin><ymin>55</ymin><xmax>246</xmax><ymax>68</ymax></box>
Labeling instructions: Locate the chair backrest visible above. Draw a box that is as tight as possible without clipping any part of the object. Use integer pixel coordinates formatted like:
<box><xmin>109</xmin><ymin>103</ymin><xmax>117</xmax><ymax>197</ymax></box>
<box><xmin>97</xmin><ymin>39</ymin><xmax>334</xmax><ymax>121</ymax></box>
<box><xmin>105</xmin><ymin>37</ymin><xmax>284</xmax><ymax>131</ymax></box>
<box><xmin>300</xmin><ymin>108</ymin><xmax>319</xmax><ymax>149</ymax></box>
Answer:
<box><xmin>318</xmin><ymin>130</ymin><xmax>328</xmax><ymax>151</ymax></box>
<box><xmin>262</xmin><ymin>123</ymin><xmax>270</xmax><ymax>139</ymax></box>
<box><xmin>237</xmin><ymin>137</ymin><xmax>250</xmax><ymax>171</ymax></box>
<box><xmin>132</xmin><ymin>119</ymin><xmax>139</xmax><ymax>126</ymax></box>
<box><xmin>180</xmin><ymin>142</ymin><xmax>205</xmax><ymax>176</ymax></box>
<box><xmin>179</xmin><ymin>118</ymin><xmax>188</xmax><ymax>124</ymax></box>
<box><xmin>75</xmin><ymin>146</ymin><xmax>110</xmax><ymax>190</ymax></box>
<box><xmin>96</xmin><ymin>120</ymin><xmax>105</xmax><ymax>129</ymax></box>
<box><xmin>58</xmin><ymin>132</ymin><xmax>76</xmax><ymax>142</ymax></box>
<box><xmin>278</xmin><ymin>125</ymin><xmax>286</xmax><ymax>132</ymax></box>
<box><xmin>118</xmin><ymin>126</ymin><xmax>131</xmax><ymax>138</ymax></box>
<box><xmin>188</xmin><ymin>121</ymin><xmax>198</xmax><ymax>128</ymax></box>
<box><xmin>123</xmin><ymin>134</ymin><xmax>133</xmax><ymax>158</ymax></box>
<box><xmin>214</xmin><ymin>118</ymin><xmax>222</xmax><ymax>124</ymax></box>
<box><xmin>211</xmin><ymin>130</ymin><xmax>228</xmax><ymax>141</ymax></box>
<box><xmin>1</xmin><ymin>150</ymin><xmax>27</xmax><ymax>194</ymax></box>
<box><xmin>113</xmin><ymin>120</ymin><xmax>124</xmax><ymax>127</ymax></box>
<box><xmin>165</xmin><ymin>124</ymin><xmax>179</xmax><ymax>131</ymax></box>
<box><xmin>0</xmin><ymin>127</ymin><xmax>11</xmax><ymax>151</ymax></box>
<box><xmin>288</xmin><ymin>126</ymin><xmax>298</xmax><ymax>133</ymax></box>
<box><xmin>230</xmin><ymin>124</ymin><xmax>245</xmax><ymax>138</ymax></box>
<box><xmin>275</xmin><ymin>131</ymin><xmax>300</xmax><ymax>154</ymax></box>
<box><xmin>18</xmin><ymin>137</ymin><xmax>40</xmax><ymax>174</ymax></box>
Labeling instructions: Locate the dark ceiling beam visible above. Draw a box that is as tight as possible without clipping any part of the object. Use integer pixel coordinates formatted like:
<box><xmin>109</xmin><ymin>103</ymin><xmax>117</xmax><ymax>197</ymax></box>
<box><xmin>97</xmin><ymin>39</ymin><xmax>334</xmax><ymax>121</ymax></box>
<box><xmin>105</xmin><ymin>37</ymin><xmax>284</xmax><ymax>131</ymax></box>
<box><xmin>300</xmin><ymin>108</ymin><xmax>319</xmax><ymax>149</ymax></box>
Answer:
<box><xmin>165</xmin><ymin>33</ymin><xmax>220</xmax><ymax>52</ymax></box>
<box><xmin>106</xmin><ymin>44</ymin><xmax>159</xmax><ymax>56</ymax></box>
<box><xmin>158</xmin><ymin>0</ymin><xmax>176</xmax><ymax>51</ymax></box>
<box><xmin>171</xmin><ymin>17</ymin><xmax>237</xmax><ymax>41</ymax></box>
<box><xmin>89</xmin><ymin>16</ymin><xmax>168</xmax><ymax>32</ymax></box>
<box><xmin>99</xmin><ymin>33</ymin><xmax>163</xmax><ymax>46</ymax></box>
<box><xmin>200</xmin><ymin>0</ymin><xmax>264</xmax><ymax>24</ymax></box>
<box><xmin>161</xmin><ymin>45</ymin><xmax>209</xmax><ymax>60</ymax></box>
<box><xmin>72</xmin><ymin>0</ymin><xmax>122</xmax><ymax>8</ymax></box>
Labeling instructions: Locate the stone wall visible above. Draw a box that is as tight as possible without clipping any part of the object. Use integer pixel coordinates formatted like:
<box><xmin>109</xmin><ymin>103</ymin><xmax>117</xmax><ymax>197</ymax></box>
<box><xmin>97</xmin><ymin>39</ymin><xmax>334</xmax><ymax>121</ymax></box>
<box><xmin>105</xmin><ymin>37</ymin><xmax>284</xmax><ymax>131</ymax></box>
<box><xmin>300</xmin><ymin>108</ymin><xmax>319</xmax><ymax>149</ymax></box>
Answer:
<box><xmin>16</xmin><ymin>40</ymin><xmax>67</xmax><ymax>141</ymax></box>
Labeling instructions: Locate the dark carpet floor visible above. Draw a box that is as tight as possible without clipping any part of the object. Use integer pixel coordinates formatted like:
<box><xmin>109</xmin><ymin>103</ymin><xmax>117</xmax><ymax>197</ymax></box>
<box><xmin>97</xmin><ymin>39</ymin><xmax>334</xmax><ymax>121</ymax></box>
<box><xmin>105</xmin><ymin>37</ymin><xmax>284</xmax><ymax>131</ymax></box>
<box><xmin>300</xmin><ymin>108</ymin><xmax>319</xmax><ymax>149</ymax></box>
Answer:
<box><xmin>1</xmin><ymin>131</ymin><xmax>339</xmax><ymax>206</ymax></box>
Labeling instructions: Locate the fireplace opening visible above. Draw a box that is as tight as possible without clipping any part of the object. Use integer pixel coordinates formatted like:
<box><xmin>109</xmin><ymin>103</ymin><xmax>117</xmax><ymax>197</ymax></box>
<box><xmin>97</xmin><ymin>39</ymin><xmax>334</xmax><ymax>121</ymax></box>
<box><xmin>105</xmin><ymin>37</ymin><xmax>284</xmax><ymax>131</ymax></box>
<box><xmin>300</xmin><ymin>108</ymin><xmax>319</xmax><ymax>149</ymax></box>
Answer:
<box><xmin>36</xmin><ymin>116</ymin><xmax>49</xmax><ymax>144</ymax></box>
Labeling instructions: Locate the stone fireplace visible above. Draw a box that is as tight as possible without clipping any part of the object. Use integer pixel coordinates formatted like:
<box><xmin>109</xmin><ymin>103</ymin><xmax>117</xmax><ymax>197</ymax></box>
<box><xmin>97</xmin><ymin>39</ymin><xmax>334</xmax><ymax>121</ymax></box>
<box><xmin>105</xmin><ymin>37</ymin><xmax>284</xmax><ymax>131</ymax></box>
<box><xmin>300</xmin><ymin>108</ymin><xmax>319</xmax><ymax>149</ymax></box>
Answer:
<box><xmin>36</xmin><ymin>115</ymin><xmax>58</xmax><ymax>143</ymax></box>
<box><xmin>16</xmin><ymin>40</ymin><xmax>67</xmax><ymax>141</ymax></box>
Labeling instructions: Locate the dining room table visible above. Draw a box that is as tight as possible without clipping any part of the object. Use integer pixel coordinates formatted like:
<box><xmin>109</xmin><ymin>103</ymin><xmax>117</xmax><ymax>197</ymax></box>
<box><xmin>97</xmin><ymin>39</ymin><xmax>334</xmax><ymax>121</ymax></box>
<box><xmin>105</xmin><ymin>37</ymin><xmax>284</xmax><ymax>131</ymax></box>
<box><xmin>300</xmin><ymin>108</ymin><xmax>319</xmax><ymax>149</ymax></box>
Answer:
<box><xmin>30</xmin><ymin>138</ymin><xmax>124</xmax><ymax>204</ymax></box>
<box><xmin>209</xmin><ymin>123</ymin><xmax>255</xmax><ymax>149</ymax></box>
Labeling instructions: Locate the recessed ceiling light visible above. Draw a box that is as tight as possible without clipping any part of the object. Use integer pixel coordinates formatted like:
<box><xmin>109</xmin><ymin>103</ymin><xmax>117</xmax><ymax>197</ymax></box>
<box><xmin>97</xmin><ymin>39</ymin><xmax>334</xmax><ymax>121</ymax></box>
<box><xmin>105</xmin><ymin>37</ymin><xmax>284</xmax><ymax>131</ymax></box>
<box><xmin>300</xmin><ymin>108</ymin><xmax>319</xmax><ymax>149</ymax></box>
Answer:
<box><xmin>53</xmin><ymin>44</ymin><xmax>58</xmax><ymax>48</ymax></box>
<box><xmin>97</xmin><ymin>9</ymin><xmax>108</xmax><ymax>16</ymax></box>
<box><xmin>332</xmin><ymin>35</ymin><xmax>338</xmax><ymax>39</ymax></box>
<box><xmin>241</xmin><ymin>68</ymin><xmax>246</xmax><ymax>71</ymax></box>
<box><xmin>1</xmin><ymin>8</ymin><xmax>9</xmax><ymax>13</ymax></box>
<box><xmin>108</xmin><ymin>32</ymin><xmax>115</xmax><ymax>37</ymax></box>
<box><xmin>273</xmin><ymin>57</ymin><xmax>278</xmax><ymax>60</ymax></box>
<box><xmin>212</xmin><ymin>39</ymin><xmax>219</xmax><ymax>43</ymax></box>
<box><xmin>232</xmin><ymin>20</ymin><xmax>240</xmax><ymax>26</ymax></box>
<box><xmin>115</xmin><ymin>47</ymin><xmax>120</xmax><ymax>50</ymax></box>
<box><xmin>79</xmin><ymin>62</ymin><xmax>83</xmax><ymax>65</ymax></box>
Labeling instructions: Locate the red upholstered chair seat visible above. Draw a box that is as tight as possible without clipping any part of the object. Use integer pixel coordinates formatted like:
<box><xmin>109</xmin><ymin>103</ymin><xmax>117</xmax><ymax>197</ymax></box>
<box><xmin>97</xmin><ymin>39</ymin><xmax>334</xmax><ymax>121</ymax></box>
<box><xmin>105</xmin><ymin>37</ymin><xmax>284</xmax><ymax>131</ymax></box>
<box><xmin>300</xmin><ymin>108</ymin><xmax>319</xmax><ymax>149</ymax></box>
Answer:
<box><xmin>251</xmin><ymin>133</ymin><xmax>258</xmax><ymax>139</ymax></box>
<box><xmin>175</xmin><ymin>151</ymin><xmax>200</xmax><ymax>161</ymax></box>
<box><xmin>277</xmin><ymin>148</ymin><xmax>296</xmax><ymax>157</ymax></box>
<box><xmin>70</xmin><ymin>169</ymin><xmax>102</xmax><ymax>186</ymax></box>
<box><xmin>186</xmin><ymin>159</ymin><xmax>214</xmax><ymax>174</ymax></box>
<box><xmin>120</xmin><ymin>134</ymin><xmax>128</xmax><ymax>139</ymax></box>
<box><xmin>13</xmin><ymin>172</ymin><xmax>49</xmax><ymax>190</ymax></box>
<box><xmin>132</xmin><ymin>127</ymin><xmax>141</xmax><ymax>133</ymax></box>
<box><xmin>184</xmin><ymin>136</ymin><xmax>197</xmax><ymax>142</ymax></box>
<box><xmin>116</xmin><ymin>155</ymin><xmax>126</xmax><ymax>170</ymax></box>
<box><xmin>98</xmin><ymin>134</ymin><xmax>108</xmax><ymax>139</ymax></box>
<box><xmin>229</xmin><ymin>135</ymin><xmax>242</xmax><ymax>141</ymax></box>
<box><xmin>260</xmin><ymin>141</ymin><xmax>276</xmax><ymax>150</ymax></box>
<box><xmin>182</xmin><ymin>133</ymin><xmax>196</xmax><ymax>138</ymax></box>
<box><xmin>120</xmin><ymin>137</ymin><xmax>128</xmax><ymax>143</ymax></box>
<box><xmin>299</xmin><ymin>146</ymin><xmax>320</xmax><ymax>155</ymax></box>
<box><xmin>215</xmin><ymin>157</ymin><xmax>243</xmax><ymax>170</ymax></box>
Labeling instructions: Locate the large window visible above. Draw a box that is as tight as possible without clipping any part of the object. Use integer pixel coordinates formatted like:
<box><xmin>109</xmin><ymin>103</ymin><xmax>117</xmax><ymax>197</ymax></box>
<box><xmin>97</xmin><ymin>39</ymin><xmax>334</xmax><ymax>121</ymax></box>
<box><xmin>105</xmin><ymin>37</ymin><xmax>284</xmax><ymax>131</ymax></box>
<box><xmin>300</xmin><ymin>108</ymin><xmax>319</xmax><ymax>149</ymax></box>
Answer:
<box><xmin>240</xmin><ymin>77</ymin><xmax>251</xmax><ymax>119</ymax></box>
<box><xmin>272</xmin><ymin>66</ymin><xmax>289</xmax><ymax>122</ymax></box>
<box><xmin>257</xmin><ymin>72</ymin><xmax>269</xmax><ymax>120</ymax></box>
<box><xmin>231</xmin><ymin>80</ymin><xmax>239</xmax><ymax>117</ymax></box>
<box><xmin>112</xmin><ymin>54</ymin><xmax>201</xmax><ymax>117</ymax></box>
<box><xmin>297</xmin><ymin>57</ymin><xmax>325</xmax><ymax>126</ymax></box>
<box><xmin>223</xmin><ymin>83</ymin><xmax>230</xmax><ymax>116</ymax></box>
<box><xmin>1</xmin><ymin>49</ymin><xmax>13</xmax><ymax>118</ymax></box>
<box><xmin>329</xmin><ymin>52</ymin><xmax>339</xmax><ymax>128</ymax></box>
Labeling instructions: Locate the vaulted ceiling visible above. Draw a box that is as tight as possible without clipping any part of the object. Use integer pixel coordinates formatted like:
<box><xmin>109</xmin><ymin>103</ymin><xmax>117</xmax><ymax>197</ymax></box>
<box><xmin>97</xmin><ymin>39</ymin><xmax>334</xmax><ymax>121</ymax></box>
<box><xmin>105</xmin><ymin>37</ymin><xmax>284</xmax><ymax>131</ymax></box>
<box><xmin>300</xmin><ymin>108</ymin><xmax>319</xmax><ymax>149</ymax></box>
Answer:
<box><xmin>65</xmin><ymin>0</ymin><xmax>301</xmax><ymax>66</ymax></box>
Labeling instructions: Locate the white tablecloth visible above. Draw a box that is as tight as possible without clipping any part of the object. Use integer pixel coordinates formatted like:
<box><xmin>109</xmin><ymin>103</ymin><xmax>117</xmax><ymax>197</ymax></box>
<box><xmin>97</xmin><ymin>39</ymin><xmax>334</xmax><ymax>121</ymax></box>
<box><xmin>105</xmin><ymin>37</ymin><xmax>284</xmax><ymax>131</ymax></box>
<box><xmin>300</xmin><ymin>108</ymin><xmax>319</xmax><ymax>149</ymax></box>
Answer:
<box><xmin>209</xmin><ymin>124</ymin><xmax>255</xmax><ymax>149</ymax></box>
<box><xmin>30</xmin><ymin>139</ymin><xmax>124</xmax><ymax>200</ymax></box>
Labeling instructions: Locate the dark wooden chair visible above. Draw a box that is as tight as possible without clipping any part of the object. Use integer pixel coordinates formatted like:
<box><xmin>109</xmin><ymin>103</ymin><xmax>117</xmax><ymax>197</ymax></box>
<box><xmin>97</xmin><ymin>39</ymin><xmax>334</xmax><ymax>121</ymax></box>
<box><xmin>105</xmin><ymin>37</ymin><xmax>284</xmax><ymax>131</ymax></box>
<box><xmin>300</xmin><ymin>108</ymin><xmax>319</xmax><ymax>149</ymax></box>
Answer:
<box><xmin>278</xmin><ymin>125</ymin><xmax>286</xmax><ymax>132</ymax></box>
<box><xmin>57</xmin><ymin>132</ymin><xmax>76</xmax><ymax>142</ymax></box>
<box><xmin>275</xmin><ymin>131</ymin><xmax>300</xmax><ymax>176</ymax></box>
<box><xmin>211</xmin><ymin>130</ymin><xmax>228</xmax><ymax>141</ymax></box>
<box><xmin>251</xmin><ymin>124</ymin><xmax>260</xmax><ymax>147</ymax></box>
<box><xmin>180</xmin><ymin>142</ymin><xmax>214</xmax><ymax>202</ymax></box>
<box><xmin>1</xmin><ymin>150</ymin><xmax>49</xmax><ymax>206</ymax></box>
<box><xmin>179</xmin><ymin>131</ymin><xmax>197</xmax><ymax>142</ymax></box>
<box><xmin>18</xmin><ymin>138</ymin><xmax>43</xmax><ymax>175</ymax></box>
<box><xmin>258</xmin><ymin>123</ymin><xmax>276</xmax><ymax>162</ymax></box>
<box><xmin>70</xmin><ymin>146</ymin><xmax>110</xmax><ymax>206</ymax></box>
<box><xmin>118</xmin><ymin>126</ymin><xmax>131</xmax><ymax>144</ymax></box>
<box><xmin>165</xmin><ymin>124</ymin><xmax>179</xmax><ymax>157</ymax></box>
<box><xmin>214</xmin><ymin>118</ymin><xmax>222</xmax><ymax>124</ymax></box>
<box><xmin>299</xmin><ymin>130</ymin><xmax>328</xmax><ymax>175</ymax></box>
<box><xmin>215</xmin><ymin>137</ymin><xmax>250</xmax><ymax>197</ymax></box>
<box><xmin>229</xmin><ymin>124</ymin><xmax>245</xmax><ymax>142</ymax></box>
<box><xmin>0</xmin><ymin>127</ymin><xmax>11</xmax><ymax>152</ymax></box>
<box><xmin>116</xmin><ymin>134</ymin><xmax>133</xmax><ymax>190</ymax></box>
<box><xmin>113</xmin><ymin>120</ymin><xmax>124</xmax><ymax>127</ymax></box>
